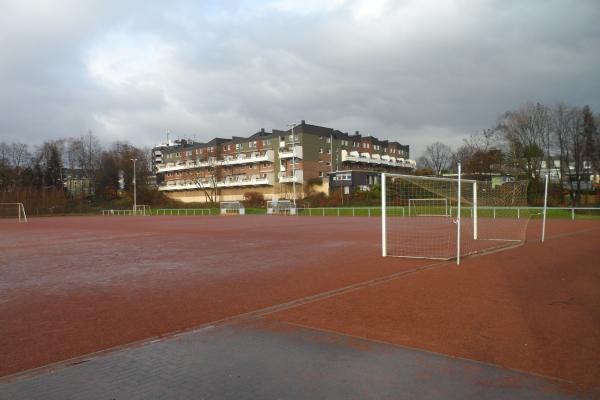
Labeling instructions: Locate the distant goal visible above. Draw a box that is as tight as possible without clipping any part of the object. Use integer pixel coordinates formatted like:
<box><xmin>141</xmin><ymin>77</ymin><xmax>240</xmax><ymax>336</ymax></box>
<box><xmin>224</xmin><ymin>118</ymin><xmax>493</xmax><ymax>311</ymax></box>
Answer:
<box><xmin>0</xmin><ymin>203</ymin><xmax>28</xmax><ymax>222</ymax></box>
<box><xmin>266</xmin><ymin>199</ymin><xmax>297</xmax><ymax>215</ymax></box>
<box><xmin>220</xmin><ymin>201</ymin><xmax>245</xmax><ymax>215</ymax></box>
<box><xmin>382</xmin><ymin>171</ymin><xmax>529</xmax><ymax>264</ymax></box>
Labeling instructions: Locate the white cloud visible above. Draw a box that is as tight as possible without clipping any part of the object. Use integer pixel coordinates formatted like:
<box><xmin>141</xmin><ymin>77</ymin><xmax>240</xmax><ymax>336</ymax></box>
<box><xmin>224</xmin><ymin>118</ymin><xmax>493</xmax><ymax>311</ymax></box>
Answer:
<box><xmin>0</xmin><ymin>0</ymin><xmax>599</xmax><ymax>159</ymax></box>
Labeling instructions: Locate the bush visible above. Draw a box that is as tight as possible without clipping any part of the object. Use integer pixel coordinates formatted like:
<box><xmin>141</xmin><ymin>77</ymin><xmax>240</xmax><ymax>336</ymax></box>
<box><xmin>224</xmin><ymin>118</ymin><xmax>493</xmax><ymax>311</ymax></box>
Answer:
<box><xmin>243</xmin><ymin>191</ymin><xmax>265</xmax><ymax>207</ymax></box>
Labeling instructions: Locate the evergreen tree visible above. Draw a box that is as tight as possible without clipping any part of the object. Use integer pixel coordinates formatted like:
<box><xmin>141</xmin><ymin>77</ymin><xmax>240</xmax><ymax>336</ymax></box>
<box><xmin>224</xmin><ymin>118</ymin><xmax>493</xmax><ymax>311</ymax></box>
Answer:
<box><xmin>44</xmin><ymin>144</ymin><xmax>63</xmax><ymax>188</ymax></box>
<box><xmin>582</xmin><ymin>105</ymin><xmax>598</xmax><ymax>170</ymax></box>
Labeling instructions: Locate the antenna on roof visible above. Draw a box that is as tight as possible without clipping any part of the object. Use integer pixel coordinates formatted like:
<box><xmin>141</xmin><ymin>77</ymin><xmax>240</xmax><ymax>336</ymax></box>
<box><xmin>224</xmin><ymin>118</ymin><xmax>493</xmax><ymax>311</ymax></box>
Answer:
<box><xmin>166</xmin><ymin>129</ymin><xmax>170</xmax><ymax>142</ymax></box>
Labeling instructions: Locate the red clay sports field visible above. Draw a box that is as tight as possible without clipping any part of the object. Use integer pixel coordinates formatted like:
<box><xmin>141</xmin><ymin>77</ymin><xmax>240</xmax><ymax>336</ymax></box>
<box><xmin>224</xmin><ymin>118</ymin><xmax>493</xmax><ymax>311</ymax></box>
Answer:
<box><xmin>0</xmin><ymin>215</ymin><xmax>599</xmax><ymax>396</ymax></box>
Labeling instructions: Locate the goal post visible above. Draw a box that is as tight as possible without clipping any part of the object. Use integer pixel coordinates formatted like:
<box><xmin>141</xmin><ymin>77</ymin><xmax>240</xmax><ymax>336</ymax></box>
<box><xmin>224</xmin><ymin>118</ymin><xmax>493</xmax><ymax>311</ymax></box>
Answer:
<box><xmin>220</xmin><ymin>201</ymin><xmax>245</xmax><ymax>215</ymax></box>
<box><xmin>0</xmin><ymin>203</ymin><xmax>28</xmax><ymax>222</ymax></box>
<box><xmin>381</xmin><ymin>170</ymin><xmax>529</xmax><ymax>264</ymax></box>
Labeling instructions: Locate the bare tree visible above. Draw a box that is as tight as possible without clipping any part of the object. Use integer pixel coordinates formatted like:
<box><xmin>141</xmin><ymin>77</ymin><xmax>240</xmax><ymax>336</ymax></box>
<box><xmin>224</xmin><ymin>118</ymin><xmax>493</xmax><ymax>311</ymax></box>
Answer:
<box><xmin>0</xmin><ymin>142</ymin><xmax>9</xmax><ymax>166</ymax></box>
<box><xmin>551</xmin><ymin>104</ymin><xmax>586</xmax><ymax>205</ymax></box>
<box><xmin>497</xmin><ymin>103</ymin><xmax>551</xmax><ymax>180</ymax></box>
<box><xmin>195</xmin><ymin>157</ymin><xmax>221</xmax><ymax>204</ymax></box>
<box><xmin>419</xmin><ymin>142</ymin><xmax>452</xmax><ymax>176</ymax></box>
<box><xmin>451</xmin><ymin>129</ymin><xmax>504</xmax><ymax>176</ymax></box>
<box><xmin>68</xmin><ymin>132</ymin><xmax>102</xmax><ymax>195</ymax></box>
<box><xmin>10</xmin><ymin>143</ymin><xmax>30</xmax><ymax>170</ymax></box>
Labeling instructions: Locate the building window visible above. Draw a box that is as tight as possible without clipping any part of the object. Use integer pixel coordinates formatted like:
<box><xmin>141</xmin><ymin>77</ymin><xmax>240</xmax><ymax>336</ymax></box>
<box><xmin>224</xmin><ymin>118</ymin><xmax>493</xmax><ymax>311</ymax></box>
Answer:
<box><xmin>326</xmin><ymin>138</ymin><xmax>331</xmax><ymax>143</ymax></box>
<box><xmin>249</xmin><ymin>141</ymin><xmax>256</xmax><ymax>148</ymax></box>
<box><xmin>264</xmin><ymin>139</ymin><xmax>271</xmax><ymax>145</ymax></box>
<box><xmin>319</xmin><ymin>171</ymin><xmax>324</xmax><ymax>177</ymax></box>
<box><xmin>326</xmin><ymin>162</ymin><xmax>331</xmax><ymax>166</ymax></box>
<box><xmin>319</xmin><ymin>147</ymin><xmax>323</xmax><ymax>153</ymax></box>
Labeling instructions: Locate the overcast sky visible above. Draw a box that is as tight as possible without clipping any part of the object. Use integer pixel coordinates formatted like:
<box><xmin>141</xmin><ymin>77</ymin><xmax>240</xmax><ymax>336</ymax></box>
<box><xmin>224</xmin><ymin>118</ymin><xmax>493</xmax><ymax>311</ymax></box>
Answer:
<box><xmin>1</xmin><ymin>0</ymin><xmax>599</xmax><ymax>158</ymax></box>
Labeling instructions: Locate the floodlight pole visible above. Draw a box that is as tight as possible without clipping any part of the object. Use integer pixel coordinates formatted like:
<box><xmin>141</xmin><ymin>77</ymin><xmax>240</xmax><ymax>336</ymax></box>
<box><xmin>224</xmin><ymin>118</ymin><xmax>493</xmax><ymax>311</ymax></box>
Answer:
<box><xmin>287</xmin><ymin>123</ymin><xmax>297</xmax><ymax>206</ymax></box>
<box><xmin>131</xmin><ymin>158</ymin><xmax>137</xmax><ymax>213</ymax></box>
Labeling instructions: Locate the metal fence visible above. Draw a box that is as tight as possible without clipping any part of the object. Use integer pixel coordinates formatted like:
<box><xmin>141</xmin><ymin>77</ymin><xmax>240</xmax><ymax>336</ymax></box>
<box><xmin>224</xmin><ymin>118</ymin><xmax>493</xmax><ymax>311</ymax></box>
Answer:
<box><xmin>101</xmin><ymin>206</ymin><xmax>600</xmax><ymax>220</ymax></box>
<box><xmin>295</xmin><ymin>206</ymin><xmax>599</xmax><ymax>220</ymax></box>
<box><xmin>154</xmin><ymin>208</ymin><xmax>213</xmax><ymax>216</ymax></box>
<box><xmin>101</xmin><ymin>209</ymin><xmax>148</xmax><ymax>216</ymax></box>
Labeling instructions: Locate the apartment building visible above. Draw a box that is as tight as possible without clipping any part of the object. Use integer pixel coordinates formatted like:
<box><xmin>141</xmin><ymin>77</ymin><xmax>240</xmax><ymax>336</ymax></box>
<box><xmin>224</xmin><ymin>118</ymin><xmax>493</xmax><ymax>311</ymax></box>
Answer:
<box><xmin>154</xmin><ymin>120</ymin><xmax>416</xmax><ymax>203</ymax></box>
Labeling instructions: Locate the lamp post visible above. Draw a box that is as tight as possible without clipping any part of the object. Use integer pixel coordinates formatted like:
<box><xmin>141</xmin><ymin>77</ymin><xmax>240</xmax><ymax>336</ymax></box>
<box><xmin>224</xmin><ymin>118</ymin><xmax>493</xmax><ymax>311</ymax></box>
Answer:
<box><xmin>287</xmin><ymin>123</ymin><xmax>297</xmax><ymax>206</ymax></box>
<box><xmin>131</xmin><ymin>158</ymin><xmax>137</xmax><ymax>213</ymax></box>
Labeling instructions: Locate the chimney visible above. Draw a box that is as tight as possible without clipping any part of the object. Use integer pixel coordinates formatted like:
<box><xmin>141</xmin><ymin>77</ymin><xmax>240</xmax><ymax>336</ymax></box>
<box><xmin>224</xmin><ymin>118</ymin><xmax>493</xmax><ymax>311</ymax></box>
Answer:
<box><xmin>355</xmin><ymin>131</ymin><xmax>359</xmax><ymax>135</ymax></box>
<box><xmin>301</xmin><ymin>120</ymin><xmax>306</xmax><ymax>125</ymax></box>
<box><xmin>261</xmin><ymin>128</ymin><xmax>265</xmax><ymax>132</ymax></box>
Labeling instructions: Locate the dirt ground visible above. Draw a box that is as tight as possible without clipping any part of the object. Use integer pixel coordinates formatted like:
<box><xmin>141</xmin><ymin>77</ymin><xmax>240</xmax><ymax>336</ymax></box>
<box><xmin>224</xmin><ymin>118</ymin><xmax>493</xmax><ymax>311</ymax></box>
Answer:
<box><xmin>1</xmin><ymin>215</ymin><xmax>598</xmax><ymax>392</ymax></box>
<box><xmin>267</xmin><ymin>219</ymin><xmax>600</xmax><ymax>391</ymax></box>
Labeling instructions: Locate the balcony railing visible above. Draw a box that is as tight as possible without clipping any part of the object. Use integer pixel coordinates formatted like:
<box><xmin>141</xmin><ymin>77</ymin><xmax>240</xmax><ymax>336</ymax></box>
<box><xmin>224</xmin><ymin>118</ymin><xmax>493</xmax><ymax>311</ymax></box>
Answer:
<box><xmin>159</xmin><ymin>174</ymin><xmax>274</xmax><ymax>191</ymax></box>
<box><xmin>278</xmin><ymin>170</ymin><xmax>303</xmax><ymax>183</ymax></box>
<box><xmin>341</xmin><ymin>150</ymin><xmax>416</xmax><ymax>169</ymax></box>
<box><xmin>157</xmin><ymin>151</ymin><xmax>274</xmax><ymax>173</ymax></box>
<box><xmin>221</xmin><ymin>150</ymin><xmax>274</xmax><ymax>166</ymax></box>
<box><xmin>279</xmin><ymin>146</ymin><xmax>303</xmax><ymax>159</ymax></box>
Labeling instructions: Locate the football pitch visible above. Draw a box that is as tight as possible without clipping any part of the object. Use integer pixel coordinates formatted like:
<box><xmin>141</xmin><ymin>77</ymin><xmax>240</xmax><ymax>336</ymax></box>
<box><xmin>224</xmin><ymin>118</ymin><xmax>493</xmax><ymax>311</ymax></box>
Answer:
<box><xmin>0</xmin><ymin>215</ymin><xmax>599</xmax><ymax>399</ymax></box>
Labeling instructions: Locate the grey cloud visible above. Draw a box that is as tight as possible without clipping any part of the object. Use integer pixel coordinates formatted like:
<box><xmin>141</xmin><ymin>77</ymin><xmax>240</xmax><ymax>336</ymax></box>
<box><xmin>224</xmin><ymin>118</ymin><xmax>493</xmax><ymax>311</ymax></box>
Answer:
<box><xmin>0</xmin><ymin>0</ymin><xmax>598</xmax><ymax>157</ymax></box>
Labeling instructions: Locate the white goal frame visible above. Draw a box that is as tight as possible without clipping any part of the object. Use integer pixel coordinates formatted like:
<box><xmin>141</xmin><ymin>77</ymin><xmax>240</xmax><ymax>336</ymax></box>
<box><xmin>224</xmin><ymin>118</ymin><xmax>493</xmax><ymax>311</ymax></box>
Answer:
<box><xmin>408</xmin><ymin>198</ymin><xmax>449</xmax><ymax>217</ymax></box>
<box><xmin>0</xmin><ymin>202</ymin><xmax>28</xmax><ymax>222</ymax></box>
<box><xmin>382</xmin><ymin>165</ymin><xmax>477</xmax><ymax>265</ymax></box>
<box><xmin>266</xmin><ymin>199</ymin><xmax>297</xmax><ymax>215</ymax></box>
<box><xmin>220</xmin><ymin>201</ymin><xmax>245</xmax><ymax>215</ymax></box>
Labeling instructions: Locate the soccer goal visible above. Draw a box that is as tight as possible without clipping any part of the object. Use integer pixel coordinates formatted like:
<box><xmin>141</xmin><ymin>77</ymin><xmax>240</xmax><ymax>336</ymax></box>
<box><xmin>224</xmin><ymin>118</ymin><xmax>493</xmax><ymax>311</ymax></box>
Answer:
<box><xmin>408</xmin><ymin>198</ymin><xmax>449</xmax><ymax>216</ymax></box>
<box><xmin>220</xmin><ymin>201</ymin><xmax>245</xmax><ymax>215</ymax></box>
<box><xmin>266</xmin><ymin>199</ymin><xmax>297</xmax><ymax>215</ymax></box>
<box><xmin>0</xmin><ymin>203</ymin><xmax>28</xmax><ymax>222</ymax></box>
<box><xmin>382</xmin><ymin>168</ymin><xmax>529</xmax><ymax>264</ymax></box>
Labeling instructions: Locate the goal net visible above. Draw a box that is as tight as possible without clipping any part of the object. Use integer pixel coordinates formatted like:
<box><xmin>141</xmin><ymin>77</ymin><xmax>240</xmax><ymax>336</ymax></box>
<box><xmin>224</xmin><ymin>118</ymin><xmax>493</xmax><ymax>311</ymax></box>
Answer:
<box><xmin>0</xmin><ymin>203</ymin><xmax>28</xmax><ymax>222</ymax></box>
<box><xmin>408</xmin><ymin>198</ymin><xmax>448</xmax><ymax>216</ymax></box>
<box><xmin>267</xmin><ymin>200</ymin><xmax>297</xmax><ymax>215</ymax></box>
<box><xmin>382</xmin><ymin>172</ymin><xmax>529</xmax><ymax>264</ymax></box>
<box><xmin>220</xmin><ymin>201</ymin><xmax>245</xmax><ymax>215</ymax></box>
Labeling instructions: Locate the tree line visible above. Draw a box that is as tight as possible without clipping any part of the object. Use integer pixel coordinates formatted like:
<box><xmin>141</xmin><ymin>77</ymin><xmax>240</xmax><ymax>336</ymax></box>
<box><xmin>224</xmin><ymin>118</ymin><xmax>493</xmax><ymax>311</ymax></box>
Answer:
<box><xmin>0</xmin><ymin>132</ymin><xmax>153</xmax><ymax>213</ymax></box>
<box><xmin>419</xmin><ymin>103</ymin><xmax>600</xmax><ymax>206</ymax></box>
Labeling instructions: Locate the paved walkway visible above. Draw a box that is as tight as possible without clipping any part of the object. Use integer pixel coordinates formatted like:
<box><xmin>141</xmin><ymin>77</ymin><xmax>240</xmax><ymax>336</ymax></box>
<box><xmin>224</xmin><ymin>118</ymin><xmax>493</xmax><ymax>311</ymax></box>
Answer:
<box><xmin>0</xmin><ymin>318</ymin><xmax>581</xmax><ymax>400</ymax></box>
